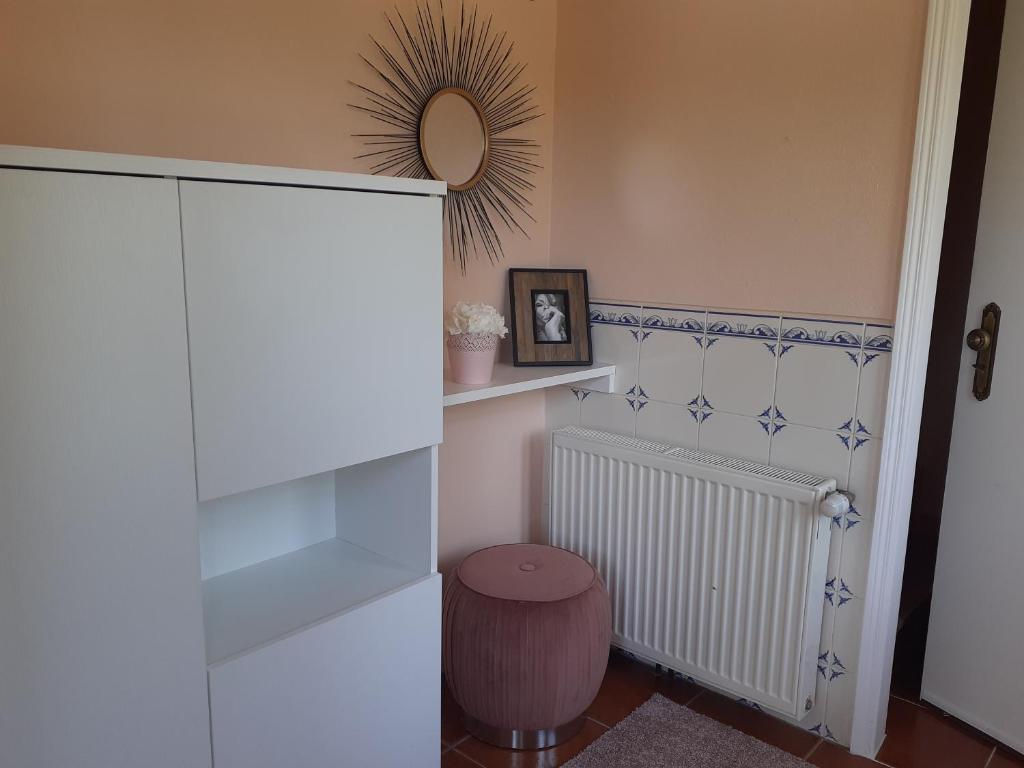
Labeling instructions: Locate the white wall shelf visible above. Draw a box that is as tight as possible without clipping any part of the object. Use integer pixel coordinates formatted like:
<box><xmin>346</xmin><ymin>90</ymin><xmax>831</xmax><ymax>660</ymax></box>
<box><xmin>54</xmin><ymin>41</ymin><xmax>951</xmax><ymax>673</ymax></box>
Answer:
<box><xmin>443</xmin><ymin>362</ymin><xmax>616</xmax><ymax>407</ymax></box>
<box><xmin>202</xmin><ymin>538</ymin><xmax>422</xmax><ymax>666</ymax></box>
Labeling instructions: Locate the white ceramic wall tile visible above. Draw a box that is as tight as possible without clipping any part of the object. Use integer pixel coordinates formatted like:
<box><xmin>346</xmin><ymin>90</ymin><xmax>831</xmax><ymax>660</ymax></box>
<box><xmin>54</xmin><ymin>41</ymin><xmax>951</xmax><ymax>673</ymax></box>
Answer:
<box><xmin>589</xmin><ymin>303</ymin><xmax>641</xmax><ymax>395</ymax></box>
<box><xmin>702</xmin><ymin>312</ymin><xmax>781</xmax><ymax>417</ymax></box>
<box><xmin>545</xmin><ymin>385</ymin><xmax>581</xmax><ymax>430</ymax></box>
<box><xmin>840</xmin><ymin>436</ymin><xmax>883</xmax><ymax>591</ymax></box>
<box><xmin>773</xmin><ymin>577</ymin><xmax>837</xmax><ymax>735</ymax></box>
<box><xmin>818</xmin><ymin>432</ymin><xmax>883</xmax><ymax>745</ymax></box>
<box><xmin>819</xmin><ymin>620</ymin><xmax>859</xmax><ymax>746</ymax></box>
<box><xmin>855</xmin><ymin>350</ymin><xmax>892</xmax><ymax>438</ymax></box>
<box><xmin>637</xmin><ymin>306</ymin><xmax>705</xmax><ymax>405</ymax></box>
<box><xmin>825</xmin><ymin>516</ymin><xmax>877</xmax><ymax>745</ymax></box>
<box><xmin>785</xmin><ymin>509</ymin><xmax>845</xmax><ymax>741</ymax></box>
<box><xmin>775</xmin><ymin>317</ymin><xmax>864</xmax><ymax>431</ymax></box>
<box><xmin>803</xmin><ymin>507</ymin><xmax>856</xmax><ymax>745</ymax></box>
<box><xmin>769</xmin><ymin>423</ymin><xmax>852</xmax><ymax>489</ymax></box>
<box><xmin>823</xmin><ymin>605</ymin><xmax>864</xmax><ymax>745</ymax></box>
<box><xmin>634</xmin><ymin>399</ymin><xmax>698</xmax><ymax>448</ymax></box>
<box><xmin>697</xmin><ymin>411</ymin><xmax>769</xmax><ymax>464</ymax></box>
<box><xmin>580</xmin><ymin>391</ymin><xmax>636</xmax><ymax>437</ymax></box>
<box><xmin>800</xmin><ymin>665</ymin><xmax>833</xmax><ymax>738</ymax></box>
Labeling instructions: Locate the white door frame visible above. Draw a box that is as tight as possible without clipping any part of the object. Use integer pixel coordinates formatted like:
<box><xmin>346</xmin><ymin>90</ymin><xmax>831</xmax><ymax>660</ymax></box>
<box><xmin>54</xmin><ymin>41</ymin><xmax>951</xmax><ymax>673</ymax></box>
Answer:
<box><xmin>849</xmin><ymin>0</ymin><xmax>973</xmax><ymax>757</ymax></box>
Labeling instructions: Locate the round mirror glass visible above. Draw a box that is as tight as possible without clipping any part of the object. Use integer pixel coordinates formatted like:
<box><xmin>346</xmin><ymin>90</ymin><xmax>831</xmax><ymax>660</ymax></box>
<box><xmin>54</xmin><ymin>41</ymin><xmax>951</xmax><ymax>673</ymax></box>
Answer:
<box><xmin>419</xmin><ymin>89</ymin><xmax>487</xmax><ymax>189</ymax></box>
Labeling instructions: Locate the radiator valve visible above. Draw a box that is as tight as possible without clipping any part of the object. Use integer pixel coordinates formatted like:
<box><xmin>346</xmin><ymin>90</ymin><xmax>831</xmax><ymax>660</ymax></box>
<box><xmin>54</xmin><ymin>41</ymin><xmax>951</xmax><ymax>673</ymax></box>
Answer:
<box><xmin>820</xmin><ymin>491</ymin><xmax>851</xmax><ymax>519</ymax></box>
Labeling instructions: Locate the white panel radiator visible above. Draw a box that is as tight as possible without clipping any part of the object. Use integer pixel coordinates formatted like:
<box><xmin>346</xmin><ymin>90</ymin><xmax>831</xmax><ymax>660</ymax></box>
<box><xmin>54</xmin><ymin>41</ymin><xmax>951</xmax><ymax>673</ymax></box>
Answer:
<box><xmin>549</xmin><ymin>427</ymin><xmax>843</xmax><ymax>718</ymax></box>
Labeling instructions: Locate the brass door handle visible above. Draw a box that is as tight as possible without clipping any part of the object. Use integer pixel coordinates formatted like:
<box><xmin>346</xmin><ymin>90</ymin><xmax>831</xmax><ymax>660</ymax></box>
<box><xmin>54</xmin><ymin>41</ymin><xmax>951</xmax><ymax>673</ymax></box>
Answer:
<box><xmin>967</xmin><ymin>302</ymin><xmax>1001</xmax><ymax>400</ymax></box>
<box><xmin>966</xmin><ymin>327</ymin><xmax>991</xmax><ymax>352</ymax></box>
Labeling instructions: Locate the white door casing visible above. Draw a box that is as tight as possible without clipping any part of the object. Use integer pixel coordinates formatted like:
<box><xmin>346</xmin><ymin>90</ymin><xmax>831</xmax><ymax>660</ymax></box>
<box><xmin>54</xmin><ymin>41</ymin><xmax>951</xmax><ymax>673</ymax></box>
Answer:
<box><xmin>850</xmin><ymin>0</ymin><xmax>971</xmax><ymax>757</ymax></box>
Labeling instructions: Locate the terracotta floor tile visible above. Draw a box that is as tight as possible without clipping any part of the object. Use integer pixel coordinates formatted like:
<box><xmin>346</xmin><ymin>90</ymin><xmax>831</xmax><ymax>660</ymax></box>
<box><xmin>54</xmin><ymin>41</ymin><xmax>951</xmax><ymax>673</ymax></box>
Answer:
<box><xmin>442</xmin><ymin>749</ymin><xmax>487</xmax><ymax>768</ymax></box>
<box><xmin>688</xmin><ymin>690</ymin><xmax>819</xmax><ymax>758</ymax></box>
<box><xmin>914</xmin><ymin>700</ymin><xmax>1002</xmax><ymax>750</ymax></box>
<box><xmin>455</xmin><ymin>718</ymin><xmax>607</xmax><ymax>768</ymax></box>
<box><xmin>442</xmin><ymin>678</ymin><xmax>468</xmax><ymax>746</ymax></box>
<box><xmin>585</xmin><ymin>651</ymin><xmax>660</xmax><ymax>727</ymax></box>
<box><xmin>653</xmin><ymin>669</ymin><xmax>704</xmax><ymax>707</ymax></box>
<box><xmin>806</xmin><ymin>740</ymin><xmax>882</xmax><ymax>767</ymax></box>
<box><xmin>990</xmin><ymin>749</ymin><xmax>1024</xmax><ymax>768</ymax></box>
<box><xmin>875</xmin><ymin>697</ymin><xmax>993</xmax><ymax>768</ymax></box>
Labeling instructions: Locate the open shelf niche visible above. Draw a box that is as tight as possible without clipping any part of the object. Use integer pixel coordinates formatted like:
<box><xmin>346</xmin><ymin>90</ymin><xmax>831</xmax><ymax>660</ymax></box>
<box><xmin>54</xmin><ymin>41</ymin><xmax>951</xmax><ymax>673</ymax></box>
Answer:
<box><xmin>198</xmin><ymin>447</ymin><xmax>436</xmax><ymax>666</ymax></box>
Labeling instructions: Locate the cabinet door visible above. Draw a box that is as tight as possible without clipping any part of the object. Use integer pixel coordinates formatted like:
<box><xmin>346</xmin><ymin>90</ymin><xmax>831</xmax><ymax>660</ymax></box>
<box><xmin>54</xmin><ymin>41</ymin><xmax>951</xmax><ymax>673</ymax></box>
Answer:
<box><xmin>180</xmin><ymin>181</ymin><xmax>443</xmax><ymax>501</ymax></box>
<box><xmin>208</xmin><ymin>574</ymin><xmax>441</xmax><ymax>768</ymax></box>
<box><xmin>0</xmin><ymin>170</ymin><xmax>210</xmax><ymax>768</ymax></box>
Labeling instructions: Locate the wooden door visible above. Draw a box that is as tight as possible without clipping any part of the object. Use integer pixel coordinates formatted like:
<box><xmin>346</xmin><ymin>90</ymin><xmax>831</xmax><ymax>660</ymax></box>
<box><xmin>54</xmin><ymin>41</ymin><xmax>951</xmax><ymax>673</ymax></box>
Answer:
<box><xmin>922</xmin><ymin>3</ymin><xmax>1024</xmax><ymax>751</ymax></box>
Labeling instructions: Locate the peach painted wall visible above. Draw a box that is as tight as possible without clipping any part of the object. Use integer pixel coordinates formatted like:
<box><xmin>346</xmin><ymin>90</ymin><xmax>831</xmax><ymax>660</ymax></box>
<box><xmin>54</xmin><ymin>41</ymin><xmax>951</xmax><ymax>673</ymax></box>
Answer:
<box><xmin>551</xmin><ymin>0</ymin><xmax>928</xmax><ymax>320</ymax></box>
<box><xmin>0</xmin><ymin>0</ymin><xmax>556</xmax><ymax>569</ymax></box>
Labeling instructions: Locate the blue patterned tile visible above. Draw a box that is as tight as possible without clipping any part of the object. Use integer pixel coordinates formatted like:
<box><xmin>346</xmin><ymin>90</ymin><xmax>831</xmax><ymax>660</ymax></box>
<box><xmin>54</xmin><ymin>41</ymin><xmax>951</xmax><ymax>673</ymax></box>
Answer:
<box><xmin>547</xmin><ymin>386</ymin><xmax>581</xmax><ymax>428</ymax></box>
<box><xmin>770</xmin><ymin>423</ymin><xmax>852</xmax><ymax>488</ymax></box>
<box><xmin>638</xmin><ymin>307</ymin><xmax>705</xmax><ymax>405</ymax></box>
<box><xmin>703</xmin><ymin>312</ymin><xmax>781</xmax><ymax>418</ymax></box>
<box><xmin>641</xmin><ymin>305</ymin><xmax>705</xmax><ymax>333</ymax></box>
<box><xmin>781</xmin><ymin>318</ymin><xmax>863</xmax><ymax>349</ymax></box>
<box><xmin>588</xmin><ymin>302</ymin><xmax>641</xmax><ymax>327</ymax></box>
<box><xmin>697</xmin><ymin>412</ymin><xmax>769</xmax><ymax>463</ymax></box>
<box><xmin>589</xmin><ymin>303</ymin><xmax>641</xmax><ymax>395</ymax></box>
<box><xmin>635</xmin><ymin>399</ymin><xmax>698</xmax><ymax>448</ymax></box>
<box><xmin>579</xmin><ymin>391</ymin><xmax>636</xmax><ymax>436</ymax></box>
<box><xmin>706</xmin><ymin>311</ymin><xmax>781</xmax><ymax>341</ymax></box>
<box><xmin>863</xmin><ymin>323</ymin><xmax>894</xmax><ymax>351</ymax></box>
<box><xmin>856</xmin><ymin>337</ymin><xmax>892</xmax><ymax>437</ymax></box>
<box><xmin>775</xmin><ymin>318</ymin><xmax>864</xmax><ymax>431</ymax></box>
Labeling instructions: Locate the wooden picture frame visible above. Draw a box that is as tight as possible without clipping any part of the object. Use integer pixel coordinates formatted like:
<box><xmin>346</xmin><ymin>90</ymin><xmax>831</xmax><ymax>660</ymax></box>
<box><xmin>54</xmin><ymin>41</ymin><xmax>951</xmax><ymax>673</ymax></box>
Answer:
<box><xmin>508</xmin><ymin>269</ymin><xmax>593</xmax><ymax>366</ymax></box>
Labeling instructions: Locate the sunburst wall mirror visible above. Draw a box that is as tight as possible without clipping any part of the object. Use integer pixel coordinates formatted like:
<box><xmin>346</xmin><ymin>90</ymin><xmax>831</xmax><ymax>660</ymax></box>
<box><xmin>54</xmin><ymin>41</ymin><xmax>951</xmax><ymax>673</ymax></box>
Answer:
<box><xmin>352</xmin><ymin>1</ymin><xmax>542</xmax><ymax>272</ymax></box>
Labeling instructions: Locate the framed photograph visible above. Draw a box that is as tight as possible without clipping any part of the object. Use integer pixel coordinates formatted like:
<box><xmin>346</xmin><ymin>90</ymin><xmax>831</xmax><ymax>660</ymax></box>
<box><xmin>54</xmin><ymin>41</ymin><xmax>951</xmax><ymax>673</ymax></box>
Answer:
<box><xmin>508</xmin><ymin>269</ymin><xmax>593</xmax><ymax>366</ymax></box>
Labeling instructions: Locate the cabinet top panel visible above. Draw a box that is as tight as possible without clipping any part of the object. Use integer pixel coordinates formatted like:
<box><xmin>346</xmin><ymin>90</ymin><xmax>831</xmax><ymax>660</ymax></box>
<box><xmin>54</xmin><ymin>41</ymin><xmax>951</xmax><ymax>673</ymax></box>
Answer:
<box><xmin>0</xmin><ymin>145</ymin><xmax>446</xmax><ymax>197</ymax></box>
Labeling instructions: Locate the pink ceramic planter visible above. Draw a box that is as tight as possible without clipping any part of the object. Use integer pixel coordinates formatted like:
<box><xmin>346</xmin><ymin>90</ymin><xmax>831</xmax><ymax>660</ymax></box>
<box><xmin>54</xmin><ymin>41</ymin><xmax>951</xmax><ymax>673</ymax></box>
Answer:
<box><xmin>447</xmin><ymin>332</ymin><xmax>498</xmax><ymax>385</ymax></box>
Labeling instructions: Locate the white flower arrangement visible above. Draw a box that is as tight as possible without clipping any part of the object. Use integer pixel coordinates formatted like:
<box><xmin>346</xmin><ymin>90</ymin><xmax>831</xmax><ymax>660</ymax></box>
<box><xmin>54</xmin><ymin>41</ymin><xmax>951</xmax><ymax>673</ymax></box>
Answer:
<box><xmin>446</xmin><ymin>301</ymin><xmax>509</xmax><ymax>337</ymax></box>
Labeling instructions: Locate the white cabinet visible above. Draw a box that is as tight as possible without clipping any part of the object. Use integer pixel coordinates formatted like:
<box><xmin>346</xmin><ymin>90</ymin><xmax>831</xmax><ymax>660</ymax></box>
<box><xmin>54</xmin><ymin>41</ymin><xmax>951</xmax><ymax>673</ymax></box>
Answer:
<box><xmin>179</xmin><ymin>180</ymin><xmax>443</xmax><ymax>501</ymax></box>
<box><xmin>0</xmin><ymin>147</ymin><xmax>444</xmax><ymax>768</ymax></box>
<box><xmin>0</xmin><ymin>169</ymin><xmax>211</xmax><ymax>768</ymax></box>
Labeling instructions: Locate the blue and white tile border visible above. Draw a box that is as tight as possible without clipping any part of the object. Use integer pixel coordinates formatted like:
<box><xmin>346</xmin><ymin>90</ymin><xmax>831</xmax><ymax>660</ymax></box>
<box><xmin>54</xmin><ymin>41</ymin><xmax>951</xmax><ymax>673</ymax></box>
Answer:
<box><xmin>589</xmin><ymin>303</ymin><xmax>641</xmax><ymax>327</ymax></box>
<box><xmin>640</xmin><ymin>309</ymin><xmax>704</xmax><ymax>333</ymax></box>
<box><xmin>706</xmin><ymin>312</ymin><xmax>780</xmax><ymax>341</ymax></box>
<box><xmin>781</xmin><ymin>322</ymin><xmax>863</xmax><ymax>349</ymax></box>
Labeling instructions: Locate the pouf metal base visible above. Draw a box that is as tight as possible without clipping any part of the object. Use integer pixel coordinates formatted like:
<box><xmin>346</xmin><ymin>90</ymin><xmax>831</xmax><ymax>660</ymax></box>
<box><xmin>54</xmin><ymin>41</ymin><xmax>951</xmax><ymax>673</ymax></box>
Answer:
<box><xmin>463</xmin><ymin>713</ymin><xmax>586</xmax><ymax>750</ymax></box>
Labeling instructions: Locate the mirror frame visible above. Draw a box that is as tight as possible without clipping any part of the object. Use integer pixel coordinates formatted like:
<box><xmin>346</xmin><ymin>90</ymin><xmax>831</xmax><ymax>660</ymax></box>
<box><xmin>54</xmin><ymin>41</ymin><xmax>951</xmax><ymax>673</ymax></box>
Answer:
<box><xmin>418</xmin><ymin>86</ymin><xmax>491</xmax><ymax>192</ymax></box>
<box><xmin>354</xmin><ymin>1</ymin><xmax>542</xmax><ymax>273</ymax></box>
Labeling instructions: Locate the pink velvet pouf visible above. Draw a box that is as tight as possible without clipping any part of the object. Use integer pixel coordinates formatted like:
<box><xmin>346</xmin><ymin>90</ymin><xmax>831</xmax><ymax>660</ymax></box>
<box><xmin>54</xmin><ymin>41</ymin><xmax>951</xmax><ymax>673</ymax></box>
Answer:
<box><xmin>442</xmin><ymin>543</ymin><xmax>612</xmax><ymax>749</ymax></box>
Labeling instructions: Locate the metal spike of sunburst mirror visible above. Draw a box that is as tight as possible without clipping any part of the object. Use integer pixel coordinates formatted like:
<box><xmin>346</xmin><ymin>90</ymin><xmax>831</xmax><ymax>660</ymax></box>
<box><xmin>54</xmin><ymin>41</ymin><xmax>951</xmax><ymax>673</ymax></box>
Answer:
<box><xmin>350</xmin><ymin>1</ymin><xmax>542</xmax><ymax>273</ymax></box>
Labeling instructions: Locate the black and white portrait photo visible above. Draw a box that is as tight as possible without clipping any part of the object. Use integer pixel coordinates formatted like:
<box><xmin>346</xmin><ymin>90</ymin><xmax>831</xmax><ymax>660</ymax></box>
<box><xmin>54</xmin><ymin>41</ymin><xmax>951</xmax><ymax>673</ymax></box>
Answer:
<box><xmin>533</xmin><ymin>291</ymin><xmax>570</xmax><ymax>343</ymax></box>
